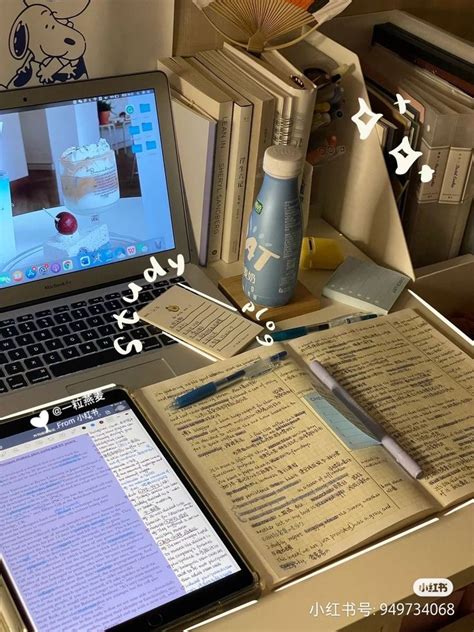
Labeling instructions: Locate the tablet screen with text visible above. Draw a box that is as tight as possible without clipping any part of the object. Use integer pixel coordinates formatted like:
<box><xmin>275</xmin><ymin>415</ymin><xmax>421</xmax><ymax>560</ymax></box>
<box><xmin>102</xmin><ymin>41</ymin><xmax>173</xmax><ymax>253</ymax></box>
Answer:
<box><xmin>0</xmin><ymin>391</ymin><xmax>254</xmax><ymax>632</ymax></box>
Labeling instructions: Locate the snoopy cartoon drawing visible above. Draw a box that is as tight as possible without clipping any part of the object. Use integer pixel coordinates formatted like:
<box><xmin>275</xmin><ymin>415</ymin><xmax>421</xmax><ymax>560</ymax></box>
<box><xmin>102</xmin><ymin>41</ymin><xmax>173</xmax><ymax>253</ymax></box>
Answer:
<box><xmin>5</xmin><ymin>0</ymin><xmax>90</xmax><ymax>89</ymax></box>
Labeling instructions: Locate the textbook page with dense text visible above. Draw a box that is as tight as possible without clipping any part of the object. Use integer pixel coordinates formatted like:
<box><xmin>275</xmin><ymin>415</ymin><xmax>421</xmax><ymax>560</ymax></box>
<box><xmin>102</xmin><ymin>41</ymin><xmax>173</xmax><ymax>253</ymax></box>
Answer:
<box><xmin>135</xmin><ymin>309</ymin><xmax>473</xmax><ymax>588</ymax></box>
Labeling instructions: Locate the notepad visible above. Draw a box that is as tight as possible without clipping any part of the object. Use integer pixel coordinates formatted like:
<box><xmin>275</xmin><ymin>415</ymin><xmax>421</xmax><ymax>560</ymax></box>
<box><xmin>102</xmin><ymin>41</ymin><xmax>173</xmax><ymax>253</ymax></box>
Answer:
<box><xmin>138</xmin><ymin>286</ymin><xmax>263</xmax><ymax>359</ymax></box>
<box><xmin>323</xmin><ymin>256</ymin><xmax>410</xmax><ymax>314</ymax></box>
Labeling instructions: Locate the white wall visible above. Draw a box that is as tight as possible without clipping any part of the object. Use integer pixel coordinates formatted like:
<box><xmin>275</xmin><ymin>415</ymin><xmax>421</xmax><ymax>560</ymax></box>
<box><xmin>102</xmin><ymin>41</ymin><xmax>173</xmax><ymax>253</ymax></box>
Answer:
<box><xmin>19</xmin><ymin>109</ymin><xmax>53</xmax><ymax>167</ymax></box>
<box><xmin>0</xmin><ymin>113</ymin><xmax>28</xmax><ymax>181</ymax></box>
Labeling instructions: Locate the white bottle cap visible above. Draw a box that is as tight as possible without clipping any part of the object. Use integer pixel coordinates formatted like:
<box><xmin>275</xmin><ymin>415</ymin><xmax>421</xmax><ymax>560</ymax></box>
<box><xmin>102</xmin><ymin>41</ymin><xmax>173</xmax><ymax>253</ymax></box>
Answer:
<box><xmin>263</xmin><ymin>145</ymin><xmax>304</xmax><ymax>179</ymax></box>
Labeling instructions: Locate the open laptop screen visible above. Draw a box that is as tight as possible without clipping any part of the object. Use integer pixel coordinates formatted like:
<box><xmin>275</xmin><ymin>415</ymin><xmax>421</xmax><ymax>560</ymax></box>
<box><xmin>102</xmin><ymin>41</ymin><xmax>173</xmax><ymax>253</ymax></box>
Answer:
<box><xmin>0</xmin><ymin>89</ymin><xmax>176</xmax><ymax>289</ymax></box>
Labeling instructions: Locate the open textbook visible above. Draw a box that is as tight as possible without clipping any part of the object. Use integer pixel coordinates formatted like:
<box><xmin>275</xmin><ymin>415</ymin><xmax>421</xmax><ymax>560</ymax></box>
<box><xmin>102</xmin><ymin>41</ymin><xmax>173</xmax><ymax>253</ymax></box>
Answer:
<box><xmin>131</xmin><ymin>309</ymin><xmax>473</xmax><ymax>590</ymax></box>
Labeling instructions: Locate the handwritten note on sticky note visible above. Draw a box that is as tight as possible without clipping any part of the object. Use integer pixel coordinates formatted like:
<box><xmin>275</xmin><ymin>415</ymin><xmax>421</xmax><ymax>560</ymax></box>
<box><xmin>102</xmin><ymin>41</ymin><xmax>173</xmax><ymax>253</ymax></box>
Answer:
<box><xmin>138</xmin><ymin>286</ymin><xmax>263</xmax><ymax>359</ymax></box>
<box><xmin>304</xmin><ymin>392</ymin><xmax>379</xmax><ymax>450</ymax></box>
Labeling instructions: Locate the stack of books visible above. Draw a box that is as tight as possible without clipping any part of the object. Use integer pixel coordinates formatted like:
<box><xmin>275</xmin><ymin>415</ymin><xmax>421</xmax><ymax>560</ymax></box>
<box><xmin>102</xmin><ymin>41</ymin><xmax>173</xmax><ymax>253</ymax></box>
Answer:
<box><xmin>158</xmin><ymin>44</ymin><xmax>316</xmax><ymax>265</ymax></box>
<box><xmin>365</xmin><ymin>21</ymin><xmax>473</xmax><ymax>267</ymax></box>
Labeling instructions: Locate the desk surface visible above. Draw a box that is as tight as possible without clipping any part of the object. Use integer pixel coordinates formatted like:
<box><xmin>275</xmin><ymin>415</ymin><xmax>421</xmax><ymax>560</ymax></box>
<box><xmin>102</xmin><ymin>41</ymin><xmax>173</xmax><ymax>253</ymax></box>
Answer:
<box><xmin>203</xmin><ymin>505</ymin><xmax>473</xmax><ymax>632</ymax></box>
<box><xmin>202</xmin><ymin>216</ymin><xmax>473</xmax><ymax>632</ymax></box>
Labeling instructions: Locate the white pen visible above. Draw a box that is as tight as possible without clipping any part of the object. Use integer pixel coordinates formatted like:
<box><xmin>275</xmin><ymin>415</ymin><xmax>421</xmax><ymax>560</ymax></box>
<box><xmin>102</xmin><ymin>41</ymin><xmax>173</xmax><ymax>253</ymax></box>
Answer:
<box><xmin>309</xmin><ymin>360</ymin><xmax>423</xmax><ymax>479</ymax></box>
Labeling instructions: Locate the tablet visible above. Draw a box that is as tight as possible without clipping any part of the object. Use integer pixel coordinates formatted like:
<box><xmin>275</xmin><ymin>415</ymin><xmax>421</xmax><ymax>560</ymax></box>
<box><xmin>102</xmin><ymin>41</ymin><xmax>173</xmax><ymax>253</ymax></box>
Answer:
<box><xmin>0</xmin><ymin>388</ymin><xmax>258</xmax><ymax>632</ymax></box>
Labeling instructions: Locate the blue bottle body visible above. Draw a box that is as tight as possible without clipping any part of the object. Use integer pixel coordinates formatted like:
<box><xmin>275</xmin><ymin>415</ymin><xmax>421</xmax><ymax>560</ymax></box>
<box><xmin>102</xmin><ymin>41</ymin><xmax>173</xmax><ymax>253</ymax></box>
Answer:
<box><xmin>242</xmin><ymin>173</ymin><xmax>302</xmax><ymax>306</ymax></box>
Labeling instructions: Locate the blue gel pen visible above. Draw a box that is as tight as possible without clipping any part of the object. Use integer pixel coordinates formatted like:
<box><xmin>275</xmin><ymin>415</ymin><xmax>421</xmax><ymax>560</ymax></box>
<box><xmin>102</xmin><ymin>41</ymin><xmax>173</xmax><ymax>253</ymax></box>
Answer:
<box><xmin>272</xmin><ymin>313</ymin><xmax>378</xmax><ymax>342</ymax></box>
<box><xmin>172</xmin><ymin>351</ymin><xmax>288</xmax><ymax>409</ymax></box>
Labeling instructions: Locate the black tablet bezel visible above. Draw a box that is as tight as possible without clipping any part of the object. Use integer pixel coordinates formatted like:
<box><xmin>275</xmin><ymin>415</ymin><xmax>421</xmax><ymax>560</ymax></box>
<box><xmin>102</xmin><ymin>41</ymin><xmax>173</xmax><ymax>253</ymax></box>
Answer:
<box><xmin>0</xmin><ymin>388</ymin><xmax>259</xmax><ymax>631</ymax></box>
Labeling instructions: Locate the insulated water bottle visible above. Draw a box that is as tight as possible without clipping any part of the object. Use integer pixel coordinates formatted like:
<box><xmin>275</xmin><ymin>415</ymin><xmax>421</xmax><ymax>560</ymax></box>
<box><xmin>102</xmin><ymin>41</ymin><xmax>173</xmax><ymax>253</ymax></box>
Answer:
<box><xmin>242</xmin><ymin>145</ymin><xmax>304</xmax><ymax>306</ymax></box>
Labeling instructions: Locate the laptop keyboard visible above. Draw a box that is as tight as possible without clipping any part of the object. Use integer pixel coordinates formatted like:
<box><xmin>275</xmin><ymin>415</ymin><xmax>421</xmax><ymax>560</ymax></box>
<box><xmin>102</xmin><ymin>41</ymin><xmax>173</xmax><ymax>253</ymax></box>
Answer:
<box><xmin>0</xmin><ymin>277</ymin><xmax>188</xmax><ymax>393</ymax></box>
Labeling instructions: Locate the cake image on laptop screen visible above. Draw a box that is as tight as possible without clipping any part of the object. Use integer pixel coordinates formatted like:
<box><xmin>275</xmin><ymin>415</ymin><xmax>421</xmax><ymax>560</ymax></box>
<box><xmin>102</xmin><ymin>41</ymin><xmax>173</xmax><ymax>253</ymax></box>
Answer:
<box><xmin>0</xmin><ymin>90</ymin><xmax>176</xmax><ymax>287</ymax></box>
<box><xmin>43</xmin><ymin>138</ymin><xmax>119</xmax><ymax>260</ymax></box>
<box><xmin>60</xmin><ymin>138</ymin><xmax>120</xmax><ymax>213</ymax></box>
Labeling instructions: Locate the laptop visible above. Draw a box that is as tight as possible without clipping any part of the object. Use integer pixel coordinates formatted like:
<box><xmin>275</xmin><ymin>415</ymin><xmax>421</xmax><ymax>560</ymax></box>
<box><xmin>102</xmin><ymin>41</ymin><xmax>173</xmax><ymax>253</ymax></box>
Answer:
<box><xmin>0</xmin><ymin>72</ymin><xmax>223</xmax><ymax>418</ymax></box>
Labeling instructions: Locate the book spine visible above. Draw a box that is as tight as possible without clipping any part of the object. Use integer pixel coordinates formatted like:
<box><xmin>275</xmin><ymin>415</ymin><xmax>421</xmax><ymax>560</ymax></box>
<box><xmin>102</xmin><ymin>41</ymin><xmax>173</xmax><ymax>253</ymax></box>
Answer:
<box><xmin>170</xmin><ymin>96</ymin><xmax>206</xmax><ymax>266</ymax></box>
<box><xmin>411</xmin><ymin>59</ymin><xmax>474</xmax><ymax>98</ymax></box>
<box><xmin>404</xmin><ymin>195</ymin><xmax>472</xmax><ymax>265</ymax></box>
<box><xmin>261</xmin><ymin>50</ymin><xmax>316</xmax><ymax>153</ymax></box>
<box><xmin>439</xmin><ymin>147</ymin><xmax>473</xmax><ymax>204</ymax></box>
<box><xmin>207</xmin><ymin>106</ymin><xmax>232</xmax><ymax>262</ymax></box>
<box><xmin>290</xmin><ymin>88</ymin><xmax>317</xmax><ymax>154</ymax></box>
<box><xmin>416</xmin><ymin>139</ymin><xmax>450</xmax><ymax>203</ymax></box>
<box><xmin>199</xmin><ymin>123</ymin><xmax>217</xmax><ymax>266</ymax></box>
<box><xmin>372</xmin><ymin>23</ymin><xmax>474</xmax><ymax>87</ymax></box>
<box><xmin>221</xmin><ymin>104</ymin><xmax>252</xmax><ymax>263</ymax></box>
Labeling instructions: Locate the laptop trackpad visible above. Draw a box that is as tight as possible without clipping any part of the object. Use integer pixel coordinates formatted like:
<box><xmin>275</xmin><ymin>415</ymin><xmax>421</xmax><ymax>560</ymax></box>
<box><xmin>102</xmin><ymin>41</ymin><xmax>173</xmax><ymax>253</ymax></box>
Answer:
<box><xmin>65</xmin><ymin>358</ymin><xmax>176</xmax><ymax>396</ymax></box>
